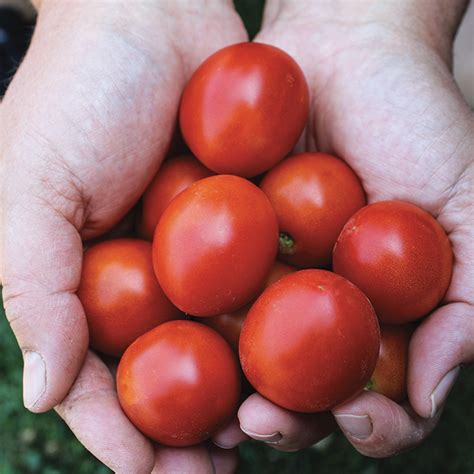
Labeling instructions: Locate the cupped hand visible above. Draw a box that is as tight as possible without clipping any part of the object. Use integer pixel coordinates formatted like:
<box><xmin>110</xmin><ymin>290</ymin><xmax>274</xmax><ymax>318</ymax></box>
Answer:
<box><xmin>0</xmin><ymin>1</ymin><xmax>246</xmax><ymax>471</ymax></box>
<box><xmin>217</xmin><ymin>0</ymin><xmax>474</xmax><ymax>456</ymax></box>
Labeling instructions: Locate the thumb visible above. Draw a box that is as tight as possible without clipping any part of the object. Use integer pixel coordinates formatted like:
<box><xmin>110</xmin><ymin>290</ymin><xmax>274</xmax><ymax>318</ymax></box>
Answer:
<box><xmin>1</xmin><ymin>175</ymin><xmax>88</xmax><ymax>412</ymax></box>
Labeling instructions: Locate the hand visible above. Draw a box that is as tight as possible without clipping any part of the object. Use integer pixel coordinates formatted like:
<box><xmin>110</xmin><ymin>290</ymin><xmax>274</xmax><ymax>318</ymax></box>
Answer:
<box><xmin>216</xmin><ymin>0</ymin><xmax>474</xmax><ymax>456</ymax></box>
<box><xmin>0</xmin><ymin>1</ymin><xmax>246</xmax><ymax>471</ymax></box>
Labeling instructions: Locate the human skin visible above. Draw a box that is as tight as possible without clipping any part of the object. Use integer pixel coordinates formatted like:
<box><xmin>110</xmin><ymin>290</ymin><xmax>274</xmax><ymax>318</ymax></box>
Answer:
<box><xmin>221</xmin><ymin>0</ymin><xmax>473</xmax><ymax>457</ymax></box>
<box><xmin>0</xmin><ymin>0</ymin><xmax>473</xmax><ymax>470</ymax></box>
<box><xmin>0</xmin><ymin>1</ymin><xmax>247</xmax><ymax>472</ymax></box>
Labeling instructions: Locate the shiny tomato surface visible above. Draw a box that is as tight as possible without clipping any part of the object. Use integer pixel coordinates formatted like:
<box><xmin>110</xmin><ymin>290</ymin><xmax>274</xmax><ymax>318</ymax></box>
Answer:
<box><xmin>368</xmin><ymin>324</ymin><xmax>413</xmax><ymax>402</ymax></box>
<box><xmin>333</xmin><ymin>201</ymin><xmax>453</xmax><ymax>324</ymax></box>
<box><xmin>179</xmin><ymin>42</ymin><xmax>309</xmax><ymax>177</ymax></box>
<box><xmin>117</xmin><ymin>320</ymin><xmax>241</xmax><ymax>446</ymax></box>
<box><xmin>260</xmin><ymin>152</ymin><xmax>366</xmax><ymax>268</ymax></box>
<box><xmin>77</xmin><ymin>239</ymin><xmax>180</xmax><ymax>357</ymax></box>
<box><xmin>153</xmin><ymin>175</ymin><xmax>279</xmax><ymax>316</ymax></box>
<box><xmin>138</xmin><ymin>154</ymin><xmax>213</xmax><ymax>241</ymax></box>
<box><xmin>240</xmin><ymin>270</ymin><xmax>380</xmax><ymax>412</ymax></box>
<box><xmin>202</xmin><ymin>261</ymin><xmax>295</xmax><ymax>351</ymax></box>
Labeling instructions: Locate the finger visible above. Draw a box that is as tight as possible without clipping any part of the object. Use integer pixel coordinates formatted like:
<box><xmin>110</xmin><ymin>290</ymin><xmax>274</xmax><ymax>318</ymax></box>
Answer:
<box><xmin>212</xmin><ymin>417</ymin><xmax>249</xmax><ymax>449</ymax></box>
<box><xmin>333</xmin><ymin>390</ymin><xmax>439</xmax><ymax>458</ymax></box>
<box><xmin>209</xmin><ymin>445</ymin><xmax>240</xmax><ymax>474</ymax></box>
<box><xmin>152</xmin><ymin>445</ymin><xmax>214</xmax><ymax>474</ymax></box>
<box><xmin>238</xmin><ymin>393</ymin><xmax>337</xmax><ymax>452</ymax></box>
<box><xmin>408</xmin><ymin>302</ymin><xmax>473</xmax><ymax>418</ymax></box>
<box><xmin>1</xmin><ymin>198</ymin><xmax>88</xmax><ymax>412</ymax></box>
<box><xmin>56</xmin><ymin>351</ymin><xmax>155</xmax><ymax>473</ymax></box>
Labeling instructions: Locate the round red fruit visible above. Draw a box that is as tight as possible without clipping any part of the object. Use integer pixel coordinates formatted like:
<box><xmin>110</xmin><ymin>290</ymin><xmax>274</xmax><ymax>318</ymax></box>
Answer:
<box><xmin>368</xmin><ymin>324</ymin><xmax>413</xmax><ymax>402</ymax></box>
<box><xmin>260</xmin><ymin>152</ymin><xmax>366</xmax><ymax>268</ymax></box>
<box><xmin>333</xmin><ymin>200</ymin><xmax>453</xmax><ymax>324</ymax></box>
<box><xmin>240</xmin><ymin>269</ymin><xmax>380</xmax><ymax>412</ymax></box>
<box><xmin>138</xmin><ymin>154</ymin><xmax>213</xmax><ymax>241</ymax></box>
<box><xmin>117</xmin><ymin>320</ymin><xmax>241</xmax><ymax>446</ymax></box>
<box><xmin>78</xmin><ymin>239</ymin><xmax>181</xmax><ymax>357</ymax></box>
<box><xmin>180</xmin><ymin>42</ymin><xmax>309</xmax><ymax>177</ymax></box>
<box><xmin>153</xmin><ymin>175</ymin><xmax>279</xmax><ymax>316</ymax></box>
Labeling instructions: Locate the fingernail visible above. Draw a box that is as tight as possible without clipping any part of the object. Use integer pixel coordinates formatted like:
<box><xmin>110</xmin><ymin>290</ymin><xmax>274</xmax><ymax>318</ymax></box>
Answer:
<box><xmin>430</xmin><ymin>366</ymin><xmax>460</xmax><ymax>418</ymax></box>
<box><xmin>240</xmin><ymin>427</ymin><xmax>282</xmax><ymax>444</ymax></box>
<box><xmin>334</xmin><ymin>414</ymin><xmax>372</xmax><ymax>440</ymax></box>
<box><xmin>213</xmin><ymin>440</ymin><xmax>237</xmax><ymax>450</ymax></box>
<box><xmin>23</xmin><ymin>351</ymin><xmax>46</xmax><ymax>410</ymax></box>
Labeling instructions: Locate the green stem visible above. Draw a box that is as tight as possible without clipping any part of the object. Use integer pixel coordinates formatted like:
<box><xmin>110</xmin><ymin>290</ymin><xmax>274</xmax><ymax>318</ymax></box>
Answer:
<box><xmin>279</xmin><ymin>232</ymin><xmax>296</xmax><ymax>255</ymax></box>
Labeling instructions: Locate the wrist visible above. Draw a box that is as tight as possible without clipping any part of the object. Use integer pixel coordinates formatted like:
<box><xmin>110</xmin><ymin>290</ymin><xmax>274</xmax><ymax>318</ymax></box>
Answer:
<box><xmin>265</xmin><ymin>0</ymin><xmax>468</xmax><ymax>63</ymax></box>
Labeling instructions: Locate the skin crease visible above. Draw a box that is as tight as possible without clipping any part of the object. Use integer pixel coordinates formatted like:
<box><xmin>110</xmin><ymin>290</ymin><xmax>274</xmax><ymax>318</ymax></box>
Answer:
<box><xmin>333</xmin><ymin>201</ymin><xmax>453</xmax><ymax>324</ymax></box>
<box><xmin>260</xmin><ymin>152</ymin><xmax>366</xmax><ymax>268</ymax></box>
<box><xmin>0</xmin><ymin>0</ymin><xmax>473</xmax><ymax>468</ymax></box>
<box><xmin>202</xmin><ymin>261</ymin><xmax>295</xmax><ymax>351</ymax></box>
<box><xmin>152</xmin><ymin>175</ymin><xmax>279</xmax><ymax>316</ymax></box>
<box><xmin>226</xmin><ymin>0</ymin><xmax>474</xmax><ymax>458</ymax></box>
<box><xmin>0</xmin><ymin>1</ymin><xmax>248</xmax><ymax>472</ymax></box>
<box><xmin>239</xmin><ymin>270</ymin><xmax>380</xmax><ymax>412</ymax></box>
<box><xmin>180</xmin><ymin>42</ymin><xmax>309</xmax><ymax>177</ymax></box>
<box><xmin>117</xmin><ymin>320</ymin><xmax>241</xmax><ymax>447</ymax></box>
<box><xmin>137</xmin><ymin>154</ymin><xmax>214</xmax><ymax>241</ymax></box>
<box><xmin>369</xmin><ymin>324</ymin><xmax>414</xmax><ymax>403</ymax></box>
<box><xmin>77</xmin><ymin>239</ymin><xmax>181</xmax><ymax>357</ymax></box>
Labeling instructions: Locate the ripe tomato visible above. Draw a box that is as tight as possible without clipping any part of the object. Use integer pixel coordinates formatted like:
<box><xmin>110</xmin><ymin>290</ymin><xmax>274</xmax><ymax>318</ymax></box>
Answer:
<box><xmin>202</xmin><ymin>261</ymin><xmax>295</xmax><ymax>351</ymax></box>
<box><xmin>260</xmin><ymin>152</ymin><xmax>366</xmax><ymax>268</ymax></box>
<box><xmin>153</xmin><ymin>175</ymin><xmax>279</xmax><ymax>316</ymax></box>
<box><xmin>77</xmin><ymin>239</ymin><xmax>181</xmax><ymax>357</ymax></box>
<box><xmin>179</xmin><ymin>42</ymin><xmax>309</xmax><ymax>177</ymax></box>
<box><xmin>333</xmin><ymin>201</ymin><xmax>453</xmax><ymax>324</ymax></box>
<box><xmin>138</xmin><ymin>154</ymin><xmax>213</xmax><ymax>241</ymax></box>
<box><xmin>117</xmin><ymin>320</ymin><xmax>241</xmax><ymax>446</ymax></box>
<box><xmin>368</xmin><ymin>324</ymin><xmax>413</xmax><ymax>402</ymax></box>
<box><xmin>240</xmin><ymin>270</ymin><xmax>380</xmax><ymax>412</ymax></box>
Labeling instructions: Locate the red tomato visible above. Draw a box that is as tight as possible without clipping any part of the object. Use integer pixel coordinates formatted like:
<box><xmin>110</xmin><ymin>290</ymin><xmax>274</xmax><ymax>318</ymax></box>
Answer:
<box><xmin>179</xmin><ymin>42</ymin><xmax>309</xmax><ymax>177</ymax></box>
<box><xmin>240</xmin><ymin>270</ymin><xmax>380</xmax><ymax>412</ymax></box>
<box><xmin>260</xmin><ymin>152</ymin><xmax>366</xmax><ymax>268</ymax></box>
<box><xmin>333</xmin><ymin>201</ymin><xmax>453</xmax><ymax>324</ymax></box>
<box><xmin>117</xmin><ymin>320</ymin><xmax>241</xmax><ymax>446</ymax></box>
<box><xmin>77</xmin><ymin>239</ymin><xmax>181</xmax><ymax>357</ymax></box>
<box><xmin>153</xmin><ymin>175</ymin><xmax>279</xmax><ymax>316</ymax></box>
<box><xmin>138</xmin><ymin>154</ymin><xmax>213</xmax><ymax>241</ymax></box>
<box><xmin>202</xmin><ymin>261</ymin><xmax>295</xmax><ymax>351</ymax></box>
<box><xmin>368</xmin><ymin>324</ymin><xmax>413</xmax><ymax>402</ymax></box>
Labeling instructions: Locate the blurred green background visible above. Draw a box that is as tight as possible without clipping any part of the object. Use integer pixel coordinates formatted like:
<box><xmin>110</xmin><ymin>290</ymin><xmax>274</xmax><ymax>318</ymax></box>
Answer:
<box><xmin>1</xmin><ymin>1</ymin><xmax>473</xmax><ymax>473</ymax></box>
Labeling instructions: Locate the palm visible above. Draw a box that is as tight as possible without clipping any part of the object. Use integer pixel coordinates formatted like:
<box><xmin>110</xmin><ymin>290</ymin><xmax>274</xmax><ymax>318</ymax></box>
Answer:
<box><xmin>250</xmin><ymin>13</ymin><xmax>474</xmax><ymax>456</ymax></box>
<box><xmin>1</xmin><ymin>4</ymin><xmax>247</xmax><ymax>471</ymax></box>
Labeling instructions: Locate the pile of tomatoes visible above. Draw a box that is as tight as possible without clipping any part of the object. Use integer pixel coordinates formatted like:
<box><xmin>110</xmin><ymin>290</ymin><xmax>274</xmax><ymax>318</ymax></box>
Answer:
<box><xmin>77</xmin><ymin>43</ymin><xmax>453</xmax><ymax>447</ymax></box>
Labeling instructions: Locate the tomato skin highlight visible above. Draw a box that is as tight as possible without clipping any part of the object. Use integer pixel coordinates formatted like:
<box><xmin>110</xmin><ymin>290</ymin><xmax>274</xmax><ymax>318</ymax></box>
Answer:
<box><xmin>153</xmin><ymin>175</ymin><xmax>279</xmax><ymax>316</ymax></box>
<box><xmin>202</xmin><ymin>261</ymin><xmax>295</xmax><ymax>351</ymax></box>
<box><xmin>138</xmin><ymin>154</ymin><xmax>213</xmax><ymax>241</ymax></box>
<box><xmin>260</xmin><ymin>152</ymin><xmax>366</xmax><ymax>268</ymax></box>
<box><xmin>368</xmin><ymin>324</ymin><xmax>413</xmax><ymax>403</ymax></box>
<box><xmin>77</xmin><ymin>239</ymin><xmax>181</xmax><ymax>357</ymax></box>
<box><xmin>117</xmin><ymin>320</ymin><xmax>241</xmax><ymax>446</ymax></box>
<box><xmin>180</xmin><ymin>42</ymin><xmax>309</xmax><ymax>177</ymax></box>
<box><xmin>239</xmin><ymin>269</ymin><xmax>380</xmax><ymax>413</ymax></box>
<box><xmin>333</xmin><ymin>200</ymin><xmax>453</xmax><ymax>324</ymax></box>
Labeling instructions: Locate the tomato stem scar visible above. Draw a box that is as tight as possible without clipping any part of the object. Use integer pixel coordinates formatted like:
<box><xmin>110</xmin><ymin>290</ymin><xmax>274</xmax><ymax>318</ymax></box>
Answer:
<box><xmin>279</xmin><ymin>232</ymin><xmax>296</xmax><ymax>255</ymax></box>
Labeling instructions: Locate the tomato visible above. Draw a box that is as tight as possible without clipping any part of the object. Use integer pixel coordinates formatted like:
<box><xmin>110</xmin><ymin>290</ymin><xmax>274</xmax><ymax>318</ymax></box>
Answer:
<box><xmin>202</xmin><ymin>261</ymin><xmax>295</xmax><ymax>351</ymax></box>
<box><xmin>239</xmin><ymin>270</ymin><xmax>380</xmax><ymax>412</ymax></box>
<box><xmin>368</xmin><ymin>324</ymin><xmax>413</xmax><ymax>402</ymax></box>
<box><xmin>78</xmin><ymin>239</ymin><xmax>181</xmax><ymax>357</ymax></box>
<box><xmin>117</xmin><ymin>320</ymin><xmax>241</xmax><ymax>446</ymax></box>
<box><xmin>138</xmin><ymin>154</ymin><xmax>213</xmax><ymax>241</ymax></box>
<box><xmin>333</xmin><ymin>201</ymin><xmax>453</xmax><ymax>324</ymax></box>
<box><xmin>260</xmin><ymin>152</ymin><xmax>366</xmax><ymax>268</ymax></box>
<box><xmin>179</xmin><ymin>42</ymin><xmax>309</xmax><ymax>177</ymax></box>
<box><xmin>153</xmin><ymin>175</ymin><xmax>279</xmax><ymax>316</ymax></box>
